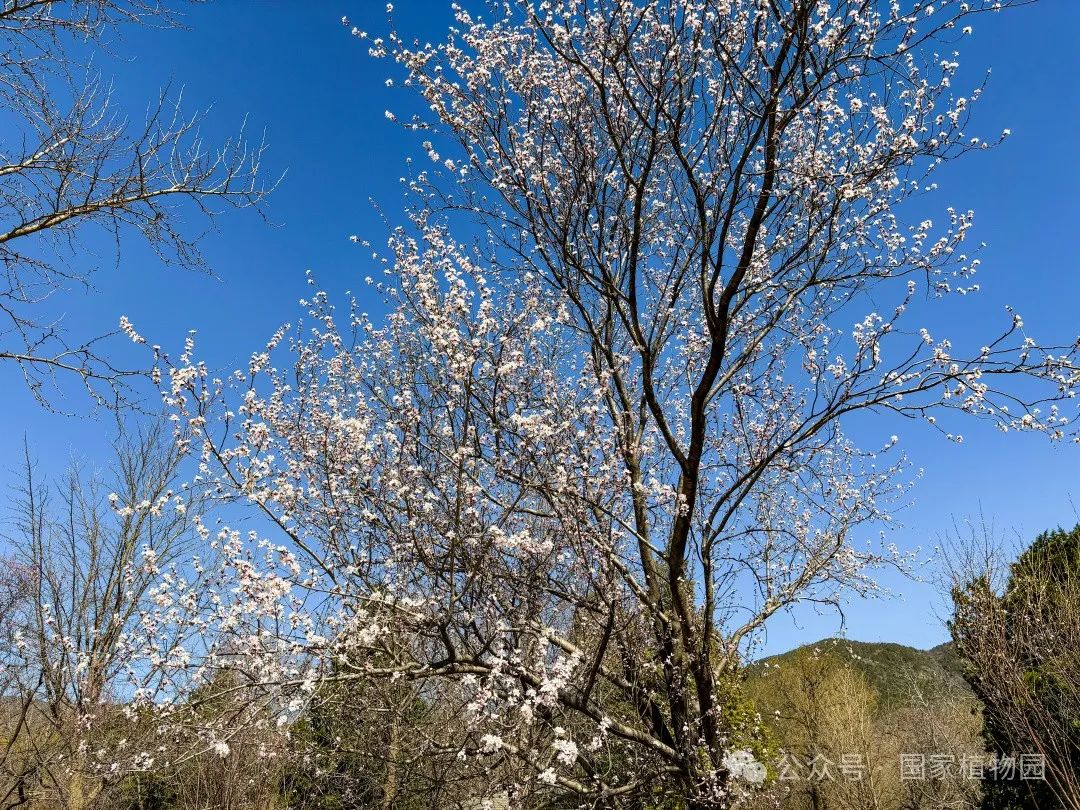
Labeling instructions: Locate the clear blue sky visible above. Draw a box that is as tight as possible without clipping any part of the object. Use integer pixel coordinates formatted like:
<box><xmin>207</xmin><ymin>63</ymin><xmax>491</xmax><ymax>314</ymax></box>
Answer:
<box><xmin>1</xmin><ymin>1</ymin><xmax>1078</xmax><ymax>656</ymax></box>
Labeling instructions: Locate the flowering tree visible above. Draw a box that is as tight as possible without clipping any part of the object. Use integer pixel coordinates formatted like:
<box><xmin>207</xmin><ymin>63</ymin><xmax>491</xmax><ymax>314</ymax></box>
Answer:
<box><xmin>0</xmin><ymin>432</ymin><xmax>204</xmax><ymax>810</ymax></box>
<box><xmin>137</xmin><ymin>1</ymin><xmax>1079</xmax><ymax>807</ymax></box>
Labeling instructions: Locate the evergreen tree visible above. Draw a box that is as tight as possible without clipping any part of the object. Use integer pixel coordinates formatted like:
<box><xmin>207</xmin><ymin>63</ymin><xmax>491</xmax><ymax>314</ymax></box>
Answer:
<box><xmin>953</xmin><ymin>525</ymin><xmax>1080</xmax><ymax>809</ymax></box>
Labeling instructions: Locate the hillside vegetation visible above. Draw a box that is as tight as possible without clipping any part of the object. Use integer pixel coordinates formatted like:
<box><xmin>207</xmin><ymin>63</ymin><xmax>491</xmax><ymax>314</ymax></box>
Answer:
<box><xmin>750</xmin><ymin>638</ymin><xmax>972</xmax><ymax>709</ymax></box>
<box><xmin>743</xmin><ymin>638</ymin><xmax>985</xmax><ymax>810</ymax></box>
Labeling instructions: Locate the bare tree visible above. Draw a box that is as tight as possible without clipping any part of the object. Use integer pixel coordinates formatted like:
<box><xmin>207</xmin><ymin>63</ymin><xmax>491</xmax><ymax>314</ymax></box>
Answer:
<box><xmin>749</xmin><ymin>647</ymin><xmax>898</xmax><ymax>810</ymax></box>
<box><xmin>0</xmin><ymin>0</ymin><xmax>272</xmax><ymax>408</ymax></box>
<box><xmin>889</xmin><ymin>678</ymin><xmax>984</xmax><ymax>810</ymax></box>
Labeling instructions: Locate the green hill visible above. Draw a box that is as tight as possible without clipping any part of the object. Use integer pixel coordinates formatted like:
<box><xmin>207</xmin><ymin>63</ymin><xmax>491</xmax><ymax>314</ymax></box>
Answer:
<box><xmin>748</xmin><ymin>637</ymin><xmax>972</xmax><ymax>710</ymax></box>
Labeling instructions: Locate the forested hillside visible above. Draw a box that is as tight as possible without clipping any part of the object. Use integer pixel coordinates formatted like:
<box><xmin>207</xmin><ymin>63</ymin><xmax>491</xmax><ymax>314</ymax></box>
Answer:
<box><xmin>744</xmin><ymin>639</ymin><xmax>985</xmax><ymax>809</ymax></box>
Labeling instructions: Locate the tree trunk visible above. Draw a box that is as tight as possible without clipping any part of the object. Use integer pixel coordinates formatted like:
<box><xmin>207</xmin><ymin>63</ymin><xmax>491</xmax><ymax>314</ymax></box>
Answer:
<box><xmin>380</xmin><ymin>715</ymin><xmax>401</xmax><ymax>808</ymax></box>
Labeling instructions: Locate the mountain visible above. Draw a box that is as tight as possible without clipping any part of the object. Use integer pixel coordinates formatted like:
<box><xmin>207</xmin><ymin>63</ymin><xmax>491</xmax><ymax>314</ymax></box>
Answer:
<box><xmin>747</xmin><ymin>637</ymin><xmax>972</xmax><ymax>710</ymax></box>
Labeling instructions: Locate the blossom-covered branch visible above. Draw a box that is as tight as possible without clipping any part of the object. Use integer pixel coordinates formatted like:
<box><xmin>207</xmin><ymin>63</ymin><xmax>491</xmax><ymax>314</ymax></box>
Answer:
<box><xmin>121</xmin><ymin>1</ymin><xmax>1079</xmax><ymax>807</ymax></box>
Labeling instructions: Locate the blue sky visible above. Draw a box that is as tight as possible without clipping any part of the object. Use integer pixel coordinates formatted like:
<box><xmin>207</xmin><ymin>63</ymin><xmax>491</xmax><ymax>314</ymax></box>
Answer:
<box><xmin>1</xmin><ymin>1</ymin><xmax>1078</xmax><ymax>656</ymax></box>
